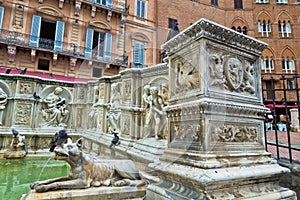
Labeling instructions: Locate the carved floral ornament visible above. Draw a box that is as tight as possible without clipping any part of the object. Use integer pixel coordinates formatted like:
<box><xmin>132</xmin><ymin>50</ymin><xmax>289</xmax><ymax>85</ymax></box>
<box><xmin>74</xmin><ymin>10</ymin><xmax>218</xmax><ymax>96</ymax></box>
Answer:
<box><xmin>213</xmin><ymin>125</ymin><xmax>258</xmax><ymax>143</ymax></box>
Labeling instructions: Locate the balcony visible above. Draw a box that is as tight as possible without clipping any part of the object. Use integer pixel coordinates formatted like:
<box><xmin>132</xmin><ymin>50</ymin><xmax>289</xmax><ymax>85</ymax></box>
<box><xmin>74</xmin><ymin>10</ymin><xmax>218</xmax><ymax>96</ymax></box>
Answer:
<box><xmin>0</xmin><ymin>29</ymin><xmax>127</xmax><ymax>66</ymax></box>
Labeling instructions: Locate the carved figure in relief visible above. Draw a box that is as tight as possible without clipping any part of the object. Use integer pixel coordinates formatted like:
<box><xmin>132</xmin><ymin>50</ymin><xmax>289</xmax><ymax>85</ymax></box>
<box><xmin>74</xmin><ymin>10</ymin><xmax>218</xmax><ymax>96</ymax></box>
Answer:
<box><xmin>209</xmin><ymin>54</ymin><xmax>226</xmax><ymax>87</ymax></box>
<box><xmin>146</xmin><ymin>86</ymin><xmax>166</xmax><ymax>139</ymax></box>
<box><xmin>215</xmin><ymin>125</ymin><xmax>258</xmax><ymax>142</ymax></box>
<box><xmin>176</xmin><ymin>61</ymin><xmax>200</xmax><ymax>93</ymax></box>
<box><xmin>106</xmin><ymin>83</ymin><xmax>121</xmax><ymax>134</ymax></box>
<box><xmin>142</xmin><ymin>85</ymin><xmax>152</xmax><ymax>136</ymax></box>
<box><xmin>0</xmin><ymin>88</ymin><xmax>8</xmax><ymax>125</ymax></box>
<box><xmin>40</xmin><ymin>87</ymin><xmax>69</xmax><ymax>127</ymax></box>
<box><xmin>88</xmin><ymin>105</ymin><xmax>99</xmax><ymax>130</ymax></box>
<box><xmin>241</xmin><ymin>61</ymin><xmax>255</xmax><ymax>94</ymax></box>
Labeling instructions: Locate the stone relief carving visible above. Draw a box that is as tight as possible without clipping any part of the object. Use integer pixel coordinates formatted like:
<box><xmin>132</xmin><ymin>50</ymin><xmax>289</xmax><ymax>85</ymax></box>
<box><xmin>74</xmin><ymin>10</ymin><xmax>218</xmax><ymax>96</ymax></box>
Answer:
<box><xmin>208</xmin><ymin>52</ymin><xmax>256</xmax><ymax>95</ymax></box>
<box><xmin>77</xmin><ymin>87</ymin><xmax>85</xmax><ymax>99</ymax></box>
<box><xmin>15</xmin><ymin>103</ymin><xmax>31</xmax><ymax>125</ymax></box>
<box><xmin>175</xmin><ymin>60</ymin><xmax>200</xmax><ymax>93</ymax></box>
<box><xmin>0</xmin><ymin>88</ymin><xmax>8</xmax><ymax>125</ymax></box>
<box><xmin>123</xmin><ymin>80</ymin><xmax>131</xmax><ymax>101</ymax></box>
<box><xmin>144</xmin><ymin>86</ymin><xmax>166</xmax><ymax>139</ymax></box>
<box><xmin>225</xmin><ymin>57</ymin><xmax>244</xmax><ymax>90</ymax></box>
<box><xmin>106</xmin><ymin>83</ymin><xmax>122</xmax><ymax>134</ymax></box>
<box><xmin>40</xmin><ymin>87</ymin><xmax>69</xmax><ymax>127</ymax></box>
<box><xmin>209</xmin><ymin>54</ymin><xmax>227</xmax><ymax>88</ymax></box>
<box><xmin>172</xmin><ymin>124</ymin><xmax>201</xmax><ymax>144</ymax></box>
<box><xmin>121</xmin><ymin>116</ymin><xmax>130</xmax><ymax>136</ymax></box>
<box><xmin>88</xmin><ymin>105</ymin><xmax>100</xmax><ymax>130</ymax></box>
<box><xmin>19</xmin><ymin>81</ymin><xmax>34</xmax><ymax>94</ymax></box>
<box><xmin>214</xmin><ymin>125</ymin><xmax>258</xmax><ymax>143</ymax></box>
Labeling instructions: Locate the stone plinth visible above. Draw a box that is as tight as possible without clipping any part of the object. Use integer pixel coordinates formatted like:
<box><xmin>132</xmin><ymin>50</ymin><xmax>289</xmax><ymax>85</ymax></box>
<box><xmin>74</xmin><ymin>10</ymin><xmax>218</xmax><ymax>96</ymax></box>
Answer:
<box><xmin>147</xmin><ymin>18</ymin><xmax>296</xmax><ymax>199</ymax></box>
<box><xmin>21</xmin><ymin>186</ymin><xmax>146</xmax><ymax>200</ymax></box>
<box><xmin>290</xmin><ymin>108</ymin><xmax>300</xmax><ymax>132</ymax></box>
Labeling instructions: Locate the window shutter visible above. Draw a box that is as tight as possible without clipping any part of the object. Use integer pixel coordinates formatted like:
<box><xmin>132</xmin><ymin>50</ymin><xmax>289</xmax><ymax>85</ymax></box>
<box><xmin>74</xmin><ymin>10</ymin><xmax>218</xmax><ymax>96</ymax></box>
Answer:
<box><xmin>85</xmin><ymin>28</ymin><xmax>94</xmax><ymax>58</ymax></box>
<box><xmin>107</xmin><ymin>0</ymin><xmax>113</xmax><ymax>8</ymax></box>
<box><xmin>29</xmin><ymin>15</ymin><xmax>41</xmax><ymax>47</ymax></box>
<box><xmin>0</xmin><ymin>7</ymin><xmax>4</xmax><ymax>31</ymax></box>
<box><xmin>141</xmin><ymin>1</ymin><xmax>145</xmax><ymax>17</ymax></box>
<box><xmin>133</xmin><ymin>42</ymin><xmax>144</xmax><ymax>68</ymax></box>
<box><xmin>257</xmin><ymin>21</ymin><xmax>261</xmax><ymax>32</ymax></box>
<box><xmin>104</xmin><ymin>33</ymin><xmax>112</xmax><ymax>61</ymax></box>
<box><xmin>54</xmin><ymin>21</ymin><xmax>64</xmax><ymax>52</ymax></box>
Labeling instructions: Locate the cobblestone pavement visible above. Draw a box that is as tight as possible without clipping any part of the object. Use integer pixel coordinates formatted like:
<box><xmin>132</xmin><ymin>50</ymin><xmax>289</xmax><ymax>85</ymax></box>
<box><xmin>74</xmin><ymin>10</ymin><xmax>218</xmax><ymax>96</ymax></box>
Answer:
<box><xmin>266</xmin><ymin>131</ymin><xmax>300</xmax><ymax>162</ymax></box>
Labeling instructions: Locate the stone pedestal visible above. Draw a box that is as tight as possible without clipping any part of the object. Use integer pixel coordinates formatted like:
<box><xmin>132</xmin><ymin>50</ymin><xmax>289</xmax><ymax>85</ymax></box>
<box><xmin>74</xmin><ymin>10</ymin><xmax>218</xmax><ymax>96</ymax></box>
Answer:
<box><xmin>147</xmin><ymin>18</ymin><xmax>296</xmax><ymax>199</ymax></box>
<box><xmin>21</xmin><ymin>186</ymin><xmax>146</xmax><ymax>200</ymax></box>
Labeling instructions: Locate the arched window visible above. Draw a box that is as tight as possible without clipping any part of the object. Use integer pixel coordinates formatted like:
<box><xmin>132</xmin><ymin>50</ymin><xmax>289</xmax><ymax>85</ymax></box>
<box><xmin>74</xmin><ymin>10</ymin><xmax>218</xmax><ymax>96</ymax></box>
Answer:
<box><xmin>281</xmin><ymin>57</ymin><xmax>295</xmax><ymax>72</ymax></box>
<box><xmin>258</xmin><ymin>19</ymin><xmax>271</xmax><ymax>37</ymax></box>
<box><xmin>278</xmin><ymin>20</ymin><xmax>292</xmax><ymax>37</ymax></box>
<box><xmin>261</xmin><ymin>56</ymin><xmax>274</xmax><ymax>73</ymax></box>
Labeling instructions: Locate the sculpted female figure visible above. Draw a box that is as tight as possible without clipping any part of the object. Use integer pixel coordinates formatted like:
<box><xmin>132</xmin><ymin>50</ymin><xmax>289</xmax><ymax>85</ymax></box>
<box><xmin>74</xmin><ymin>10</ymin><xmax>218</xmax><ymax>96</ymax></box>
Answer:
<box><xmin>41</xmin><ymin>87</ymin><xmax>69</xmax><ymax>127</ymax></box>
<box><xmin>106</xmin><ymin>83</ymin><xmax>121</xmax><ymax>134</ymax></box>
<box><xmin>0</xmin><ymin>88</ymin><xmax>8</xmax><ymax>125</ymax></box>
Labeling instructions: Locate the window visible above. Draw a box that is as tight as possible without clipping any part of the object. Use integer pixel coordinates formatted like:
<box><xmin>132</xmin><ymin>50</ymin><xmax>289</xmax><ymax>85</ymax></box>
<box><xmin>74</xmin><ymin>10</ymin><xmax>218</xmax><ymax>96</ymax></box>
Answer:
<box><xmin>84</xmin><ymin>28</ymin><xmax>112</xmax><ymax>61</ymax></box>
<box><xmin>256</xmin><ymin>0</ymin><xmax>269</xmax><ymax>3</ymax></box>
<box><xmin>133</xmin><ymin>42</ymin><xmax>144</xmax><ymax>68</ymax></box>
<box><xmin>168</xmin><ymin>18</ymin><xmax>178</xmax><ymax>29</ymax></box>
<box><xmin>287</xmin><ymin>79</ymin><xmax>295</xmax><ymax>90</ymax></box>
<box><xmin>234</xmin><ymin>0</ymin><xmax>243</xmax><ymax>9</ymax></box>
<box><xmin>211</xmin><ymin>0</ymin><xmax>218</xmax><ymax>6</ymax></box>
<box><xmin>92</xmin><ymin>67</ymin><xmax>102</xmax><ymax>78</ymax></box>
<box><xmin>94</xmin><ymin>0</ymin><xmax>112</xmax><ymax>8</ymax></box>
<box><xmin>136</xmin><ymin>0</ymin><xmax>146</xmax><ymax>18</ymax></box>
<box><xmin>281</xmin><ymin>58</ymin><xmax>295</xmax><ymax>72</ymax></box>
<box><xmin>231</xmin><ymin>26</ymin><xmax>247</xmax><ymax>35</ymax></box>
<box><xmin>258</xmin><ymin>20</ymin><xmax>271</xmax><ymax>37</ymax></box>
<box><xmin>278</xmin><ymin>20</ymin><xmax>291</xmax><ymax>37</ymax></box>
<box><xmin>29</xmin><ymin>15</ymin><xmax>65</xmax><ymax>51</ymax></box>
<box><xmin>0</xmin><ymin>7</ymin><xmax>4</xmax><ymax>31</ymax></box>
<box><xmin>276</xmin><ymin>0</ymin><xmax>288</xmax><ymax>3</ymax></box>
<box><xmin>261</xmin><ymin>58</ymin><xmax>274</xmax><ymax>72</ymax></box>
<box><xmin>38</xmin><ymin>59</ymin><xmax>50</xmax><ymax>71</ymax></box>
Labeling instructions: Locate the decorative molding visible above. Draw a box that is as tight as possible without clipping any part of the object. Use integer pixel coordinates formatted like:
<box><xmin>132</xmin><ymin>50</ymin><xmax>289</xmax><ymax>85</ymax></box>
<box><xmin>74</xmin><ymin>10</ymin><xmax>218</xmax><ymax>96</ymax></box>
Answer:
<box><xmin>89</xmin><ymin>20</ymin><xmax>111</xmax><ymax>31</ymax></box>
<box><xmin>162</xmin><ymin>18</ymin><xmax>268</xmax><ymax>55</ymax></box>
<box><xmin>131</xmin><ymin>32</ymin><xmax>149</xmax><ymax>43</ymax></box>
<box><xmin>36</xmin><ymin>4</ymin><xmax>64</xmax><ymax>18</ymax></box>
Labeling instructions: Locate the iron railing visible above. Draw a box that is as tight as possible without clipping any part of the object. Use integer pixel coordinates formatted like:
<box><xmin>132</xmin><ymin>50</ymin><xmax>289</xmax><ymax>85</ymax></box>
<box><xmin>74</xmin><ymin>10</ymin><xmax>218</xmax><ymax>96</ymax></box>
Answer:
<box><xmin>0</xmin><ymin>29</ymin><xmax>127</xmax><ymax>66</ymax></box>
<box><xmin>262</xmin><ymin>74</ymin><xmax>300</xmax><ymax>164</ymax></box>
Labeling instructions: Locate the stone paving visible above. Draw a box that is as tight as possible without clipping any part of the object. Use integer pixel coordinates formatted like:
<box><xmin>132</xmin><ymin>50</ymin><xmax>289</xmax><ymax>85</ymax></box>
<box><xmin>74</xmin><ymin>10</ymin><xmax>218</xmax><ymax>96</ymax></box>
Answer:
<box><xmin>266</xmin><ymin>131</ymin><xmax>300</xmax><ymax>162</ymax></box>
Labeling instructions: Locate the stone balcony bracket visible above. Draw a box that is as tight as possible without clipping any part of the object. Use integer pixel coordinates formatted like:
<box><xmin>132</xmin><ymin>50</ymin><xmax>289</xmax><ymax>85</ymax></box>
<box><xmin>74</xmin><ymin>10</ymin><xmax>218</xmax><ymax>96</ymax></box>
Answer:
<box><xmin>31</xmin><ymin>49</ymin><xmax>36</xmax><ymax>62</ymax></box>
<box><xmin>70</xmin><ymin>57</ymin><xmax>77</xmax><ymax>71</ymax></box>
<box><xmin>75</xmin><ymin>1</ymin><xmax>82</xmax><ymax>16</ymax></box>
<box><xmin>53</xmin><ymin>53</ymin><xmax>58</xmax><ymax>66</ymax></box>
<box><xmin>59</xmin><ymin>0</ymin><xmax>65</xmax><ymax>9</ymax></box>
<box><xmin>91</xmin><ymin>6</ymin><xmax>96</xmax><ymax>18</ymax></box>
<box><xmin>107</xmin><ymin>10</ymin><xmax>112</xmax><ymax>22</ymax></box>
<box><xmin>7</xmin><ymin>45</ymin><xmax>16</xmax><ymax>63</ymax></box>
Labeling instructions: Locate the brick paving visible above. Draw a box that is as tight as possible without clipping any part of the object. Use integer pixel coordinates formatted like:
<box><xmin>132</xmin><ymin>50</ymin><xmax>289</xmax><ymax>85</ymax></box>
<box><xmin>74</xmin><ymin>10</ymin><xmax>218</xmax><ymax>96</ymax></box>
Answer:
<box><xmin>266</xmin><ymin>131</ymin><xmax>300</xmax><ymax>162</ymax></box>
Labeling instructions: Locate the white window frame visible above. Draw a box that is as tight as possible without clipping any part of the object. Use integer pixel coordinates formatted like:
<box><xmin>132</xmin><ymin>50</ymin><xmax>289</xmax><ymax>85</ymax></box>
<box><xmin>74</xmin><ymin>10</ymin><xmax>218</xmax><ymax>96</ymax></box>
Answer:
<box><xmin>261</xmin><ymin>58</ymin><xmax>274</xmax><ymax>73</ymax></box>
<box><xmin>258</xmin><ymin>20</ymin><xmax>271</xmax><ymax>37</ymax></box>
<box><xmin>256</xmin><ymin>0</ymin><xmax>269</xmax><ymax>3</ymax></box>
<box><xmin>282</xmin><ymin>58</ymin><xmax>295</xmax><ymax>73</ymax></box>
<box><xmin>276</xmin><ymin>0</ymin><xmax>288</xmax><ymax>4</ymax></box>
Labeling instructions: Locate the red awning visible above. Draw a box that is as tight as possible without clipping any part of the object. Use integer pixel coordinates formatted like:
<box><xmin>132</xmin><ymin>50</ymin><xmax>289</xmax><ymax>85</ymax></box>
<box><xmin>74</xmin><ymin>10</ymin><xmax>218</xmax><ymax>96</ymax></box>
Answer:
<box><xmin>265</xmin><ymin>104</ymin><xmax>298</xmax><ymax>111</ymax></box>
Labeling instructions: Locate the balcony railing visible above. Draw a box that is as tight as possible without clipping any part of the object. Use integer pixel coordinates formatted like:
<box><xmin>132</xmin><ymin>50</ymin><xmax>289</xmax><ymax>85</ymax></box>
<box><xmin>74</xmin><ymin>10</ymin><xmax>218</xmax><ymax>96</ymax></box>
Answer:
<box><xmin>0</xmin><ymin>29</ymin><xmax>126</xmax><ymax>66</ymax></box>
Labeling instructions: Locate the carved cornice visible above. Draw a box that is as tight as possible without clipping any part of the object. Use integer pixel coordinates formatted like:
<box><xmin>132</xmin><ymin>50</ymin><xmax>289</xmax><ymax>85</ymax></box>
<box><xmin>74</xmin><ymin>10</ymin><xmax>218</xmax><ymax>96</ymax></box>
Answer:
<box><xmin>162</xmin><ymin>18</ymin><xmax>268</xmax><ymax>55</ymax></box>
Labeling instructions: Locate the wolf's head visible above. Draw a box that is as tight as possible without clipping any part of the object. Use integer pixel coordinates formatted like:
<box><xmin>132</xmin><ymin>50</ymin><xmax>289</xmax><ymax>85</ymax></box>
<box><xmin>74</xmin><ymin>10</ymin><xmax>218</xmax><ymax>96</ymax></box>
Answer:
<box><xmin>54</xmin><ymin>138</ymin><xmax>83</xmax><ymax>164</ymax></box>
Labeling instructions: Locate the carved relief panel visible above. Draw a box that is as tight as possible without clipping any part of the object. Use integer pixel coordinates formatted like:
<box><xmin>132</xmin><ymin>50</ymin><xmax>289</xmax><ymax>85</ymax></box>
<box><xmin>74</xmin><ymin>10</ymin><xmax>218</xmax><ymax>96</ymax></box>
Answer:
<box><xmin>18</xmin><ymin>81</ymin><xmax>34</xmax><ymax>95</ymax></box>
<box><xmin>121</xmin><ymin>114</ymin><xmax>130</xmax><ymax>136</ymax></box>
<box><xmin>15</xmin><ymin>102</ymin><xmax>32</xmax><ymax>126</ymax></box>
<box><xmin>122</xmin><ymin>80</ymin><xmax>131</xmax><ymax>102</ymax></box>
<box><xmin>208</xmin><ymin>49</ymin><xmax>257</xmax><ymax>96</ymax></box>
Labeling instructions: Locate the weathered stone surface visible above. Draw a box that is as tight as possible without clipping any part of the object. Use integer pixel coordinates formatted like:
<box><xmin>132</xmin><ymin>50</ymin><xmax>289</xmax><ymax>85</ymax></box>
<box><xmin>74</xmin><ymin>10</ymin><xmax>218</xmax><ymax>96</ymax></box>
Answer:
<box><xmin>21</xmin><ymin>186</ymin><xmax>146</xmax><ymax>200</ymax></box>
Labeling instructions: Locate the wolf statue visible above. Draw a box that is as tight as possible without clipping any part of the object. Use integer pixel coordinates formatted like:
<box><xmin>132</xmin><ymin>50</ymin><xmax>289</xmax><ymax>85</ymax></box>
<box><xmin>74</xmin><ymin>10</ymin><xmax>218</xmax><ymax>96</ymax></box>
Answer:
<box><xmin>30</xmin><ymin>138</ymin><xmax>146</xmax><ymax>192</ymax></box>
